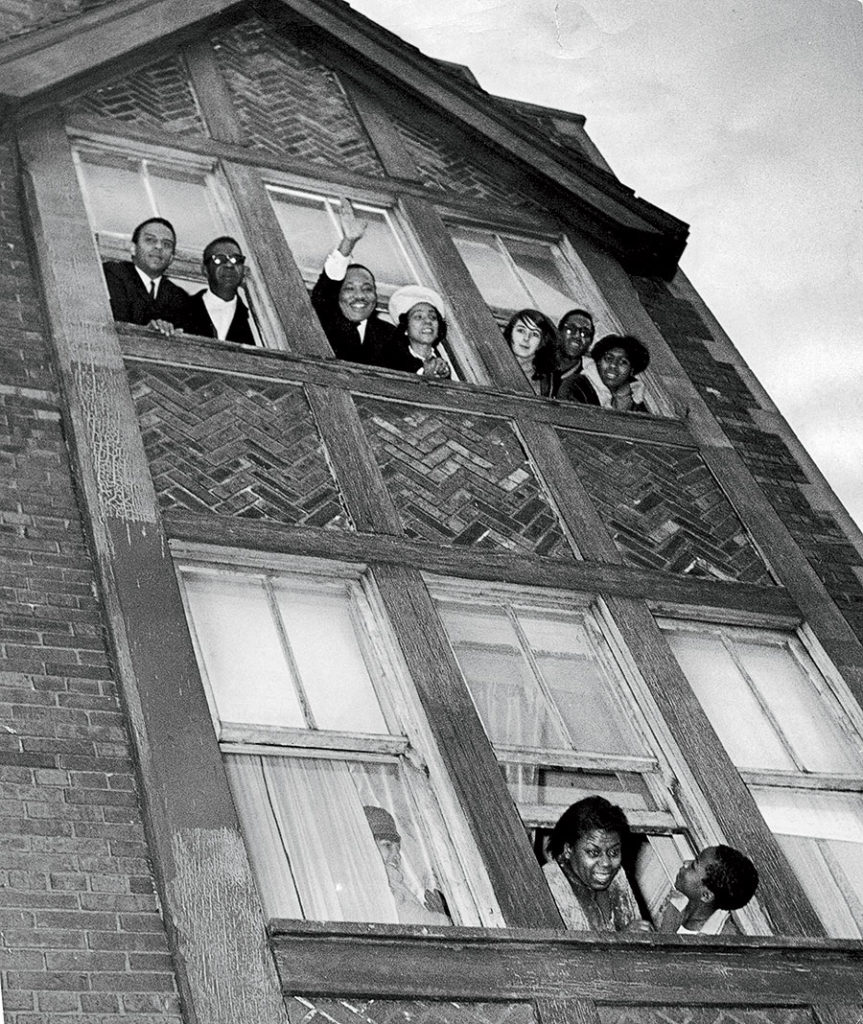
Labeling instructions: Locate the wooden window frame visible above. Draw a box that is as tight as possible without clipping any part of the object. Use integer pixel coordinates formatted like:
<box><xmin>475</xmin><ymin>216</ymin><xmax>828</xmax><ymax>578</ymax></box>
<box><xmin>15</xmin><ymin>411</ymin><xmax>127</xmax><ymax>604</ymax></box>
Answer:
<box><xmin>171</xmin><ymin>542</ymin><xmax>505</xmax><ymax>930</ymax></box>
<box><xmin>657</xmin><ymin>611</ymin><xmax>863</xmax><ymax>936</ymax></box>
<box><xmin>424</xmin><ymin>574</ymin><xmax>773</xmax><ymax>934</ymax></box>
<box><xmin>70</xmin><ymin>132</ymin><xmax>282</xmax><ymax>348</ymax></box>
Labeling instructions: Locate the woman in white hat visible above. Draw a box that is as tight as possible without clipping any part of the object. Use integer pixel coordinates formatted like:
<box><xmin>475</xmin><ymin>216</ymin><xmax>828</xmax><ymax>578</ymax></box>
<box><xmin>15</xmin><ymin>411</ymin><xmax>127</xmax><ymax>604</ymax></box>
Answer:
<box><xmin>387</xmin><ymin>285</ymin><xmax>453</xmax><ymax>379</ymax></box>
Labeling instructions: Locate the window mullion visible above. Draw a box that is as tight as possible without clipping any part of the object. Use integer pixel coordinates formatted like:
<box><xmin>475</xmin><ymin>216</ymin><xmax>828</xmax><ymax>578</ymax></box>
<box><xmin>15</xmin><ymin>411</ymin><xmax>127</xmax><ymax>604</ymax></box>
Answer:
<box><xmin>138</xmin><ymin>159</ymin><xmax>160</xmax><ymax>219</ymax></box>
<box><xmin>724</xmin><ymin>633</ymin><xmax>806</xmax><ymax>771</ymax></box>
<box><xmin>265</xmin><ymin>579</ymin><xmax>318</xmax><ymax>730</ymax></box>
<box><xmin>495</xmin><ymin>234</ymin><xmax>538</xmax><ymax>308</ymax></box>
<box><xmin>506</xmin><ymin>604</ymin><xmax>574</xmax><ymax>750</ymax></box>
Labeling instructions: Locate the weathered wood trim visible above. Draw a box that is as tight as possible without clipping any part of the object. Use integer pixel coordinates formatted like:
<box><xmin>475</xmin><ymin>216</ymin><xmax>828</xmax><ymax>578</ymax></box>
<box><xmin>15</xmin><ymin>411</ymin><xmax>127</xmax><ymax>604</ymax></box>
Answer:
<box><xmin>161</xmin><ymin>511</ymin><xmax>799</xmax><ymax>618</ymax></box>
<box><xmin>267</xmin><ymin>924</ymin><xmax>863</xmax><ymax>1003</ymax></box>
<box><xmin>182</xmin><ymin>38</ymin><xmax>247</xmax><ymax>145</ymax></box>
<box><xmin>371</xmin><ymin>564</ymin><xmax>562</xmax><ymax>929</ymax></box>
<box><xmin>536</xmin><ymin>999</ymin><xmax>601</xmax><ymax>1024</ymax></box>
<box><xmin>602</xmin><ymin>596</ymin><xmax>825</xmax><ymax>937</ymax></box>
<box><xmin>220</xmin><ymin>160</ymin><xmax>333</xmax><ymax>358</ymax></box>
<box><xmin>812</xmin><ymin>1005</ymin><xmax>863</xmax><ymax>1024</ymax></box>
<box><xmin>343</xmin><ymin>79</ymin><xmax>421</xmax><ymax>181</ymax></box>
<box><xmin>516</xmin><ymin>419</ymin><xmax>620</xmax><ymax>562</ymax></box>
<box><xmin>396</xmin><ymin>193</ymin><xmax>530</xmax><ymax>391</ymax></box>
<box><xmin>304</xmin><ymin>384</ymin><xmax>403</xmax><ymax>534</ymax></box>
<box><xmin>0</xmin><ymin>0</ymin><xmax>244</xmax><ymax>99</ymax></box>
<box><xmin>18</xmin><ymin>106</ymin><xmax>289</xmax><ymax>1024</ymax></box>
<box><xmin>63</xmin><ymin>111</ymin><xmax>552</xmax><ymax>234</ymax></box>
<box><xmin>119</xmin><ymin>331</ymin><xmax>691</xmax><ymax>446</ymax></box>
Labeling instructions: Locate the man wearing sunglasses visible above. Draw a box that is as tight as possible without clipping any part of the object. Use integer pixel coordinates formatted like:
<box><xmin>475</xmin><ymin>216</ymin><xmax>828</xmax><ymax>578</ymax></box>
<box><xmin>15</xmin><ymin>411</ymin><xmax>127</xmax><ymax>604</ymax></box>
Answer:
<box><xmin>179</xmin><ymin>236</ymin><xmax>256</xmax><ymax>345</ymax></box>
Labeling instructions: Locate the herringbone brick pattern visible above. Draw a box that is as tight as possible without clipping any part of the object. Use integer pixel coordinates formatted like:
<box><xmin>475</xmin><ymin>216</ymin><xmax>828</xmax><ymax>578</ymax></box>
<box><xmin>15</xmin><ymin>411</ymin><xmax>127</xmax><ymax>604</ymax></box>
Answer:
<box><xmin>211</xmin><ymin>16</ymin><xmax>384</xmax><ymax>176</ymax></box>
<box><xmin>286</xmin><ymin>997</ymin><xmax>535</xmax><ymax>1024</ymax></box>
<box><xmin>64</xmin><ymin>54</ymin><xmax>207</xmax><ymax>136</ymax></box>
<box><xmin>558</xmin><ymin>429</ymin><xmax>772</xmax><ymax>583</ymax></box>
<box><xmin>634</xmin><ymin>275</ymin><xmax>863</xmax><ymax>635</ymax></box>
<box><xmin>126</xmin><ymin>365</ymin><xmax>350</xmax><ymax>529</ymax></box>
<box><xmin>355</xmin><ymin>398</ymin><xmax>573</xmax><ymax>557</ymax></box>
<box><xmin>600</xmin><ymin>1009</ymin><xmax>810</xmax><ymax>1024</ymax></box>
<box><xmin>392</xmin><ymin>115</ymin><xmax>543</xmax><ymax>211</ymax></box>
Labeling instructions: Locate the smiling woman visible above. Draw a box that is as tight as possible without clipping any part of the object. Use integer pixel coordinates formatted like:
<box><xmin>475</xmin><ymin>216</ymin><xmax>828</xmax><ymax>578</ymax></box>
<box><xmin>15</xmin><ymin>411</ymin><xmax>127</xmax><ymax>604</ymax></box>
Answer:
<box><xmin>542</xmin><ymin>795</ymin><xmax>652</xmax><ymax>932</ymax></box>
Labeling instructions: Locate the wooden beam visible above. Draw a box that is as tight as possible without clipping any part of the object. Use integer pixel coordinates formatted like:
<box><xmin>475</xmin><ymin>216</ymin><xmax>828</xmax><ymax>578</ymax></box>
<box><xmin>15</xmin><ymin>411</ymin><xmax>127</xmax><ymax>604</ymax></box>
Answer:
<box><xmin>17</xmin><ymin>106</ymin><xmax>290</xmax><ymax>1024</ymax></box>
<box><xmin>119</xmin><ymin>332</ymin><xmax>693</xmax><ymax>446</ymax></box>
<box><xmin>268</xmin><ymin>924</ymin><xmax>863</xmax><ymax>1003</ymax></box>
<box><xmin>371</xmin><ymin>564</ymin><xmax>562</xmax><ymax>929</ymax></box>
<box><xmin>343</xmin><ymin>79</ymin><xmax>421</xmax><ymax>181</ymax></box>
<box><xmin>537</xmin><ymin>999</ymin><xmax>602</xmax><ymax>1024</ymax></box>
<box><xmin>182</xmin><ymin>38</ymin><xmax>247</xmax><ymax>145</ymax></box>
<box><xmin>602</xmin><ymin>596</ymin><xmax>825</xmax><ymax>937</ymax></box>
<box><xmin>162</xmin><ymin>510</ymin><xmax>800</xmax><ymax>620</ymax></box>
<box><xmin>516</xmin><ymin>419</ymin><xmax>620</xmax><ymax>562</ymax></box>
<box><xmin>220</xmin><ymin>161</ymin><xmax>333</xmax><ymax>358</ymax></box>
<box><xmin>396</xmin><ymin>194</ymin><xmax>532</xmax><ymax>391</ymax></box>
<box><xmin>304</xmin><ymin>384</ymin><xmax>403</xmax><ymax>534</ymax></box>
<box><xmin>0</xmin><ymin>0</ymin><xmax>244</xmax><ymax>99</ymax></box>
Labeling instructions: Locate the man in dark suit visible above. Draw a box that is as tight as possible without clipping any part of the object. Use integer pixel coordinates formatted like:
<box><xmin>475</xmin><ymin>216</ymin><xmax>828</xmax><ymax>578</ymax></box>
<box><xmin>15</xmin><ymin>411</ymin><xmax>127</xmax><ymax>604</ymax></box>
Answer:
<box><xmin>177</xmin><ymin>236</ymin><xmax>255</xmax><ymax>345</ymax></box>
<box><xmin>310</xmin><ymin>197</ymin><xmax>397</xmax><ymax>367</ymax></box>
<box><xmin>102</xmin><ymin>217</ymin><xmax>189</xmax><ymax>336</ymax></box>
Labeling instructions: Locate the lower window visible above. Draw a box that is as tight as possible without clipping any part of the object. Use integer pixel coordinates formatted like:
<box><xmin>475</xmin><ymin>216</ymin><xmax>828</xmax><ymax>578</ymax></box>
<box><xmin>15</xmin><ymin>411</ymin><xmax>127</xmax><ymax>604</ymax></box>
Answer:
<box><xmin>176</xmin><ymin>555</ymin><xmax>496</xmax><ymax>927</ymax></box>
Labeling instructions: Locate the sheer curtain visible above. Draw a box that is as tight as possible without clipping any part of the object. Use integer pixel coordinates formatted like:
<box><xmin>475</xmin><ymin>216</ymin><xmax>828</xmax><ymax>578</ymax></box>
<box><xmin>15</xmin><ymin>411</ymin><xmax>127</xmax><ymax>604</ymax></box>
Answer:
<box><xmin>226</xmin><ymin>755</ymin><xmax>398</xmax><ymax>923</ymax></box>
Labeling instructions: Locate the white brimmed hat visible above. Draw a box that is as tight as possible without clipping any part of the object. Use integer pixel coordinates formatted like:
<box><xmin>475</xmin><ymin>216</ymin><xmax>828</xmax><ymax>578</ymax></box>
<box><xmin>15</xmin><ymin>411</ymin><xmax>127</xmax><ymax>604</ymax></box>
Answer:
<box><xmin>388</xmin><ymin>285</ymin><xmax>446</xmax><ymax>323</ymax></box>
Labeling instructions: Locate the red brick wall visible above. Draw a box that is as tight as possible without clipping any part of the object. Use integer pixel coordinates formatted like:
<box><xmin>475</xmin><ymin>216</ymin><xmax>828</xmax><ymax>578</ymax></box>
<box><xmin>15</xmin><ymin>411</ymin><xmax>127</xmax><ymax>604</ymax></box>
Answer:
<box><xmin>0</xmin><ymin>139</ymin><xmax>185</xmax><ymax>1023</ymax></box>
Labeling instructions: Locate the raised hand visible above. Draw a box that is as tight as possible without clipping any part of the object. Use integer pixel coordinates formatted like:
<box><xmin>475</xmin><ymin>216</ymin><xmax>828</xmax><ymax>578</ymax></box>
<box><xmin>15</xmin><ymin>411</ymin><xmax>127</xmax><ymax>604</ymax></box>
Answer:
<box><xmin>337</xmin><ymin>197</ymin><xmax>369</xmax><ymax>256</ymax></box>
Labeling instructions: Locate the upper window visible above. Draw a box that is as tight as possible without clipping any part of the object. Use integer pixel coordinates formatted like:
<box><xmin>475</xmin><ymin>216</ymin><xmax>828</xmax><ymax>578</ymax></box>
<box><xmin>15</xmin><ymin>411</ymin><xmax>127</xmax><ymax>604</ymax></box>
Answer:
<box><xmin>661</xmin><ymin>619</ymin><xmax>863</xmax><ymax>938</ymax></box>
<box><xmin>267</xmin><ymin>187</ymin><xmax>419</xmax><ymax>299</ymax></box>
<box><xmin>74</xmin><ymin>148</ymin><xmax>225</xmax><ymax>287</ymax></box>
<box><xmin>431</xmin><ymin>581</ymin><xmax>702</xmax><ymax>928</ymax></box>
<box><xmin>446</xmin><ymin>223</ymin><xmax>619</xmax><ymax>334</ymax></box>
<box><xmin>176</xmin><ymin>557</ymin><xmax>497</xmax><ymax>928</ymax></box>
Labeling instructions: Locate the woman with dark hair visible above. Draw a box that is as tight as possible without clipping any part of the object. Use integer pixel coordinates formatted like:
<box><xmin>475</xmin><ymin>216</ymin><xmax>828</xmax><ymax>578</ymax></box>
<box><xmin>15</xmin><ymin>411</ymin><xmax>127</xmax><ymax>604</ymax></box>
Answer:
<box><xmin>561</xmin><ymin>334</ymin><xmax>650</xmax><ymax>412</ymax></box>
<box><xmin>543</xmin><ymin>796</ymin><xmax>651</xmax><ymax>932</ymax></box>
<box><xmin>387</xmin><ymin>285</ymin><xmax>452</xmax><ymax>379</ymax></box>
<box><xmin>503</xmin><ymin>308</ymin><xmax>557</xmax><ymax>394</ymax></box>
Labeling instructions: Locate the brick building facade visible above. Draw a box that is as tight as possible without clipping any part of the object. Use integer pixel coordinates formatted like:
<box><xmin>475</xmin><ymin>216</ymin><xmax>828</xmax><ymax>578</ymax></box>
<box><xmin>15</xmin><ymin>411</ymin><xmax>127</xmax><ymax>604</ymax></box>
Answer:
<box><xmin>1</xmin><ymin>2</ymin><xmax>861</xmax><ymax>1024</ymax></box>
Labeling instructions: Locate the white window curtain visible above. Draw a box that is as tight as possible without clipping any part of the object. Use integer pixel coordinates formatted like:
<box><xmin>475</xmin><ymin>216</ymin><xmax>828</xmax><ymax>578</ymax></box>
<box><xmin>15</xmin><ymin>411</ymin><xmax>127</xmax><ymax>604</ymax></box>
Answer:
<box><xmin>225</xmin><ymin>755</ymin><xmax>453</xmax><ymax>925</ymax></box>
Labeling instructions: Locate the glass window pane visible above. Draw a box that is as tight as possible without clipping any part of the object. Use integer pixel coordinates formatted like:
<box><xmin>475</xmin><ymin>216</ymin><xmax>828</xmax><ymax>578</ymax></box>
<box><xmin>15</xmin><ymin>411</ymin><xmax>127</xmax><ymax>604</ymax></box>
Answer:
<box><xmin>449</xmin><ymin>226</ymin><xmax>531</xmax><ymax>310</ymax></box>
<box><xmin>272</xmin><ymin>584</ymin><xmax>389</xmax><ymax>735</ymax></box>
<box><xmin>504</xmin><ymin>238</ymin><xmax>573</xmax><ymax>321</ymax></box>
<box><xmin>226</xmin><ymin>754</ymin><xmax>454</xmax><ymax>925</ymax></box>
<box><xmin>736</xmin><ymin>641</ymin><xmax>860</xmax><ymax>773</ymax></box>
<box><xmin>520</xmin><ymin>613</ymin><xmax>645</xmax><ymax>755</ymax></box>
<box><xmin>268</xmin><ymin>190</ymin><xmax>337</xmax><ymax>275</ymax></box>
<box><xmin>148</xmin><ymin>168</ymin><xmax>223</xmax><ymax>253</ymax></box>
<box><xmin>182</xmin><ymin>574</ymin><xmax>306</xmax><ymax>729</ymax></box>
<box><xmin>349</xmin><ymin>205</ymin><xmax>416</xmax><ymax>290</ymax></box>
<box><xmin>664</xmin><ymin>632</ymin><xmax>795</xmax><ymax>770</ymax></box>
<box><xmin>753</xmin><ymin>787</ymin><xmax>863</xmax><ymax>938</ymax></box>
<box><xmin>504</xmin><ymin>763</ymin><xmax>653</xmax><ymax>818</ymax></box>
<box><xmin>78</xmin><ymin>155</ymin><xmax>150</xmax><ymax>238</ymax></box>
<box><xmin>437</xmin><ymin>603</ymin><xmax>568</xmax><ymax>748</ymax></box>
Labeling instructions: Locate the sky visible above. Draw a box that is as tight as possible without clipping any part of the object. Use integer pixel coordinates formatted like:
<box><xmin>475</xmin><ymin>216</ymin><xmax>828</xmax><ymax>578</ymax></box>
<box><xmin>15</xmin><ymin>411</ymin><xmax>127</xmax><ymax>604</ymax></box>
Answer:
<box><xmin>349</xmin><ymin>0</ymin><xmax>863</xmax><ymax>530</ymax></box>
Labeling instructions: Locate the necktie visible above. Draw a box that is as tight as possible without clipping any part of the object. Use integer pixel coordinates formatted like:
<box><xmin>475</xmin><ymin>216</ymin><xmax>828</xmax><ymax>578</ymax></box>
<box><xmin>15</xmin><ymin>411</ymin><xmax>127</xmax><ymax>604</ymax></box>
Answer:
<box><xmin>149</xmin><ymin>279</ymin><xmax>156</xmax><ymax>300</ymax></box>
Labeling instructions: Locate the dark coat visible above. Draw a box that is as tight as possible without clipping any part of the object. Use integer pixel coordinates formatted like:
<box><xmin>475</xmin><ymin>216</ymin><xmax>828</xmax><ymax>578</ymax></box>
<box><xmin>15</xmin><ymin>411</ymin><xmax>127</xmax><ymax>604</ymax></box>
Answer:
<box><xmin>557</xmin><ymin>372</ymin><xmax>601</xmax><ymax>405</ymax></box>
<box><xmin>103</xmin><ymin>260</ymin><xmax>189</xmax><ymax>328</ymax></box>
<box><xmin>178</xmin><ymin>290</ymin><xmax>256</xmax><ymax>345</ymax></box>
<box><xmin>310</xmin><ymin>269</ymin><xmax>397</xmax><ymax>366</ymax></box>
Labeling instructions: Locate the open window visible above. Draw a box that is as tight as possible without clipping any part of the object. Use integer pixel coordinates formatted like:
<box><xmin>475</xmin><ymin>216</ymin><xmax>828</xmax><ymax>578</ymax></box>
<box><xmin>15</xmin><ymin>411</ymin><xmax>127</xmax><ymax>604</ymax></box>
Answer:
<box><xmin>429</xmin><ymin>580</ymin><xmax>698</xmax><ymax>928</ymax></box>
<box><xmin>660</xmin><ymin>619</ymin><xmax>863</xmax><ymax>938</ymax></box>
<box><xmin>175</xmin><ymin>555</ymin><xmax>498</xmax><ymax>928</ymax></box>
<box><xmin>72</xmin><ymin>143</ymin><xmax>266</xmax><ymax>345</ymax></box>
